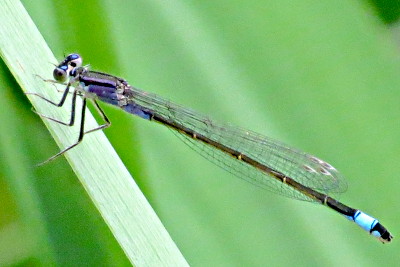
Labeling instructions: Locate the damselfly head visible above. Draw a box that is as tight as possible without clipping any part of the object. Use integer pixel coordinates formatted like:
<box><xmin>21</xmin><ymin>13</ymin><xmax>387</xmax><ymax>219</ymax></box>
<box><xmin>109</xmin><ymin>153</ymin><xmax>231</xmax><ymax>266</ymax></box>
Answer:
<box><xmin>53</xmin><ymin>53</ymin><xmax>83</xmax><ymax>82</ymax></box>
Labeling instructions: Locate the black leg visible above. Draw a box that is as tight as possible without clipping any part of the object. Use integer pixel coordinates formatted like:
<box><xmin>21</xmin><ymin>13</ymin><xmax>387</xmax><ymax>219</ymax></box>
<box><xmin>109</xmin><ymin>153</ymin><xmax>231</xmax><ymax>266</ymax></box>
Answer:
<box><xmin>31</xmin><ymin>88</ymin><xmax>78</xmax><ymax>127</ymax></box>
<box><xmin>84</xmin><ymin>100</ymin><xmax>111</xmax><ymax>134</ymax></box>
<box><xmin>38</xmin><ymin>99</ymin><xmax>113</xmax><ymax>166</ymax></box>
<box><xmin>26</xmin><ymin>82</ymin><xmax>71</xmax><ymax>107</ymax></box>
<box><xmin>38</xmin><ymin>98</ymin><xmax>87</xmax><ymax>166</ymax></box>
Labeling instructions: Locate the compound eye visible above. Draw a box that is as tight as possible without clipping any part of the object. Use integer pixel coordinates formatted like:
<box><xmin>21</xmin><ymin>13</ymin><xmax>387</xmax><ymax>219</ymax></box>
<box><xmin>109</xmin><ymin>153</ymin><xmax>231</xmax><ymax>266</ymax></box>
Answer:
<box><xmin>68</xmin><ymin>54</ymin><xmax>82</xmax><ymax>68</ymax></box>
<box><xmin>53</xmin><ymin>66</ymin><xmax>68</xmax><ymax>82</ymax></box>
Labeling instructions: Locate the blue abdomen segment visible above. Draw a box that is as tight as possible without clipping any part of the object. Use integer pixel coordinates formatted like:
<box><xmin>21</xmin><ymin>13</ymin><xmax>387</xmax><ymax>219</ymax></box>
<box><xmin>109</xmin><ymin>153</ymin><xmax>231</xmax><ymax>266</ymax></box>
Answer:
<box><xmin>348</xmin><ymin>210</ymin><xmax>378</xmax><ymax>233</ymax></box>
<box><xmin>345</xmin><ymin>210</ymin><xmax>391</xmax><ymax>243</ymax></box>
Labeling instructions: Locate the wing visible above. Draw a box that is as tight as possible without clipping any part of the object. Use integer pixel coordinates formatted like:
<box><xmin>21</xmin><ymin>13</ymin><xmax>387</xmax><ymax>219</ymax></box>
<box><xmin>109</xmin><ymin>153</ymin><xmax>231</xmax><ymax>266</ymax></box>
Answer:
<box><xmin>128</xmin><ymin>87</ymin><xmax>347</xmax><ymax>201</ymax></box>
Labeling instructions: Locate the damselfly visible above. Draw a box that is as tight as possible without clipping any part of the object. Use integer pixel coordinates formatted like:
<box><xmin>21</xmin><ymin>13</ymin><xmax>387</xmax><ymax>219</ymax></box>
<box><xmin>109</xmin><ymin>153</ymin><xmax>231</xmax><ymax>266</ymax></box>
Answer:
<box><xmin>28</xmin><ymin>54</ymin><xmax>393</xmax><ymax>243</ymax></box>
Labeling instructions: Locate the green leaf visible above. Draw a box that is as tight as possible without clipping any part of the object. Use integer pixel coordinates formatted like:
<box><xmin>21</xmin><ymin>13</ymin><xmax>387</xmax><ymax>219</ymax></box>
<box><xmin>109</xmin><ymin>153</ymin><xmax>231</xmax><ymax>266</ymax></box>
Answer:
<box><xmin>2</xmin><ymin>0</ymin><xmax>400</xmax><ymax>266</ymax></box>
<box><xmin>0</xmin><ymin>1</ymin><xmax>188</xmax><ymax>266</ymax></box>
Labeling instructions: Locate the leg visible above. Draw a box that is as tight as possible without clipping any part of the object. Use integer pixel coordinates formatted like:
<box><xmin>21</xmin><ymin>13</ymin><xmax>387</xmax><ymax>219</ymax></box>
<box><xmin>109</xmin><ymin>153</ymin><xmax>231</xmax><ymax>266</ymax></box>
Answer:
<box><xmin>34</xmin><ymin>74</ymin><xmax>78</xmax><ymax>94</ymax></box>
<box><xmin>26</xmin><ymin>82</ymin><xmax>71</xmax><ymax>107</ymax></box>
<box><xmin>32</xmin><ymin>88</ymin><xmax>78</xmax><ymax>127</ymax></box>
<box><xmin>38</xmin><ymin>99</ymin><xmax>112</xmax><ymax>166</ymax></box>
<box><xmin>38</xmin><ymin>98</ymin><xmax>88</xmax><ymax>166</ymax></box>
<box><xmin>84</xmin><ymin>100</ymin><xmax>111</xmax><ymax>134</ymax></box>
<box><xmin>34</xmin><ymin>74</ymin><xmax>59</xmax><ymax>84</ymax></box>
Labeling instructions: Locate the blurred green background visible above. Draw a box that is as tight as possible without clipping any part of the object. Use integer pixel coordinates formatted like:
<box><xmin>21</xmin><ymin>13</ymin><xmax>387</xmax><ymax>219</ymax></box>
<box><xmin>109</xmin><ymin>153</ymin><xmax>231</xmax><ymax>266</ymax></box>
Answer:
<box><xmin>1</xmin><ymin>0</ymin><xmax>400</xmax><ymax>266</ymax></box>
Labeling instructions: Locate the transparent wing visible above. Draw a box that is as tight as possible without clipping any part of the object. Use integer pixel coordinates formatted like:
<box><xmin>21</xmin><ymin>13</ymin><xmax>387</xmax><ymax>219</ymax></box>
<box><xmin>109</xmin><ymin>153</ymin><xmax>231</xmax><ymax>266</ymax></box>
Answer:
<box><xmin>128</xmin><ymin>87</ymin><xmax>348</xmax><ymax>202</ymax></box>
